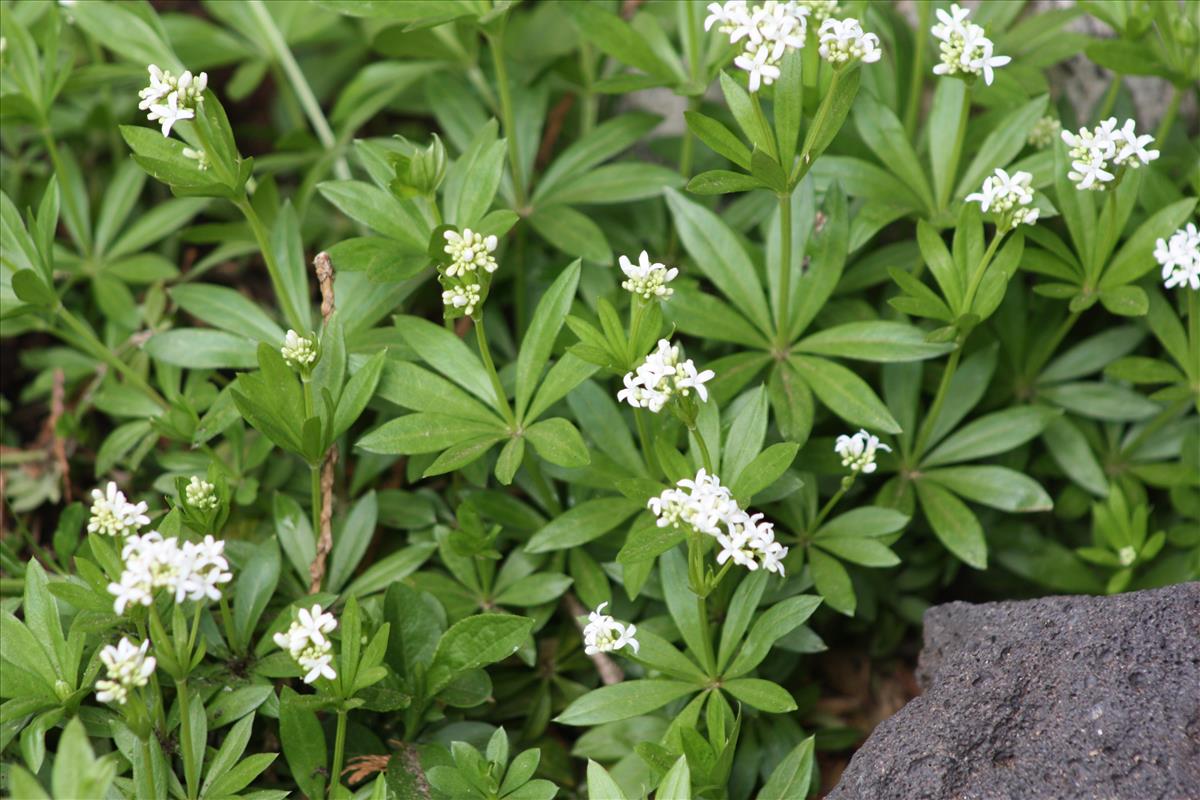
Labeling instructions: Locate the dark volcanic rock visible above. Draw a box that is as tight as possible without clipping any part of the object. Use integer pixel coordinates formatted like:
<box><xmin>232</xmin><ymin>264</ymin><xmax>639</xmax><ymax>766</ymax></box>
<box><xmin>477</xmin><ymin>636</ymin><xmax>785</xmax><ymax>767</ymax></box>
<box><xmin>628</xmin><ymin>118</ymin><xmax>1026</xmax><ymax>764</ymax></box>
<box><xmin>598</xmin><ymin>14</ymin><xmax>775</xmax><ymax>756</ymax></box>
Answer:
<box><xmin>828</xmin><ymin>583</ymin><xmax>1200</xmax><ymax>800</ymax></box>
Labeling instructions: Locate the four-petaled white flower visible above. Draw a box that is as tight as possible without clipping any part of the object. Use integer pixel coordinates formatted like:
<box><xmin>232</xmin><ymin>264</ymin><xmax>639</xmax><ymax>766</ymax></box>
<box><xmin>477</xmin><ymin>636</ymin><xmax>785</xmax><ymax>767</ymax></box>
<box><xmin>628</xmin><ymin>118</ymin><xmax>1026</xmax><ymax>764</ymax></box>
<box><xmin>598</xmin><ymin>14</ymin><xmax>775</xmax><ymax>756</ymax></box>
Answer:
<box><xmin>185</xmin><ymin>476</ymin><xmax>219</xmax><ymax>510</ymax></box>
<box><xmin>706</xmin><ymin>1</ymin><xmax>811</xmax><ymax>92</ymax></box>
<box><xmin>618</xmin><ymin>339</ymin><xmax>715</xmax><ymax>413</ymax></box>
<box><xmin>88</xmin><ymin>481</ymin><xmax>150</xmax><ymax>537</ymax></box>
<box><xmin>620</xmin><ymin>251</ymin><xmax>678</xmax><ymax>301</ymax></box>
<box><xmin>140</xmin><ymin>64</ymin><xmax>207</xmax><ymax>138</ymax></box>
<box><xmin>649</xmin><ymin>469</ymin><xmax>789</xmax><ymax>576</ymax></box>
<box><xmin>274</xmin><ymin>604</ymin><xmax>339</xmax><ymax>684</ymax></box>
<box><xmin>930</xmin><ymin>4</ymin><xmax>1010</xmax><ymax>86</ymax></box>
<box><xmin>1061</xmin><ymin>118</ymin><xmax>1158</xmax><ymax>191</ymax></box>
<box><xmin>107</xmin><ymin>531</ymin><xmax>232</xmax><ymax>615</ymax></box>
<box><xmin>965</xmin><ymin>168</ymin><xmax>1039</xmax><ymax>230</ymax></box>
<box><xmin>443</xmin><ymin>228</ymin><xmax>499</xmax><ymax>277</ymax></box>
<box><xmin>442</xmin><ymin>283</ymin><xmax>482</xmax><ymax>316</ymax></box>
<box><xmin>582</xmin><ymin>602</ymin><xmax>639</xmax><ymax>655</ymax></box>
<box><xmin>818</xmin><ymin>17</ymin><xmax>882</xmax><ymax>65</ymax></box>
<box><xmin>835</xmin><ymin>429</ymin><xmax>891</xmax><ymax>474</ymax></box>
<box><xmin>1155</xmin><ymin>223</ymin><xmax>1200</xmax><ymax>291</ymax></box>
<box><xmin>281</xmin><ymin>330</ymin><xmax>318</xmax><ymax>370</ymax></box>
<box><xmin>95</xmin><ymin>637</ymin><xmax>156</xmax><ymax>706</ymax></box>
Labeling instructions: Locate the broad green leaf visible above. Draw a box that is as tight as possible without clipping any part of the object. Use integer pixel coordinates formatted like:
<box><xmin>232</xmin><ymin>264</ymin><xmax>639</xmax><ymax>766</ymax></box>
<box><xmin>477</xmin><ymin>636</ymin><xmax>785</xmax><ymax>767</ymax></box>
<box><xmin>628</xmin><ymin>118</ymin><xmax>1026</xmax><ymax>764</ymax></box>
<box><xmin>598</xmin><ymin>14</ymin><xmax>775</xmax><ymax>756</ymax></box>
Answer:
<box><xmin>796</xmin><ymin>321</ymin><xmax>954</xmax><ymax>362</ymax></box>
<box><xmin>757</xmin><ymin>737</ymin><xmax>815</xmax><ymax>800</ymax></box>
<box><xmin>915</xmin><ymin>479</ymin><xmax>987</xmax><ymax>569</ymax></box>
<box><xmin>955</xmin><ymin>94</ymin><xmax>1049</xmax><ymax>199</ymax></box>
<box><xmin>429</xmin><ymin>613</ymin><xmax>533</xmax><ymax>692</ymax></box>
<box><xmin>685</xmin><ymin>110</ymin><xmax>752</xmax><ymax>170</ymax></box>
<box><xmin>357</xmin><ymin>413</ymin><xmax>506</xmax><ymax>455</ymax></box>
<box><xmin>145</xmin><ymin>329</ymin><xmax>256</xmax><ymax>369</ymax></box>
<box><xmin>1100</xmin><ymin>197</ymin><xmax>1198</xmax><ymax>288</ymax></box>
<box><xmin>525</xmin><ymin>417</ymin><xmax>590</xmax><ymax>468</ymax></box>
<box><xmin>170</xmin><ymin>284</ymin><xmax>284</xmax><ymax>343</ymax></box>
<box><xmin>516</xmin><ymin>260</ymin><xmax>581</xmax><ymax>417</ymax></box>
<box><xmin>377</xmin><ymin>359</ymin><xmax>503</xmax><ymax>425</ymax></box>
<box><xmin>923</xmin><ymin>406</ymin><xmax>1058</xmax><ymax>466</ymax></box>
<box><xmin>855</xmin><ymin>92</ymin><xmax>933</xmax><ymax>212</ymax></box>
<box><xmin>555</xmin><ymin>680</ymin><xmax>697</xmax><ymax>725</ymax></box>
<box><xmin>525</xmin><ymin>497</ymin><xmax>642</xmax><ymax>553</ymax></box>
<box><xmin>529</xmin><ymin>205</ymin><xmax>611</xmax><ymax>264</ymax></box>
<box><xmin>586</xmin><ymin>761</ymin><xmax>628</xmax><ymax>800</ymax></box>
<box><xmin>808</xmin><ymin>546</ymin><xmax>855</xmax><ymax>616</ymax></box>
<box><xmin>790</xmin><ymin>355</ymin><xmax>901</xmax><ymax>433</ymax></box>
<box><xmin>394</xmin><ymin>315</ymin><xmax>497</xmax><ymax>407</ymax></box>
<box><xmin>536</xmin><ymin>113</ymin><xmax>660</xmax><ymax>202</ymax></box>
<box><xmin>722</xmin><ymin>678</ymin><xmax>796</xmax><ymax>712</ymax></box>
<box><xmin>924</xmin><ymin>466</ymin><xmax>1052</xmax><ymax>512</ymax></box>
<box><xmin>657</xmin><ymin>756</ymin><xmax>692</xmax><ymax>799</ymax></box>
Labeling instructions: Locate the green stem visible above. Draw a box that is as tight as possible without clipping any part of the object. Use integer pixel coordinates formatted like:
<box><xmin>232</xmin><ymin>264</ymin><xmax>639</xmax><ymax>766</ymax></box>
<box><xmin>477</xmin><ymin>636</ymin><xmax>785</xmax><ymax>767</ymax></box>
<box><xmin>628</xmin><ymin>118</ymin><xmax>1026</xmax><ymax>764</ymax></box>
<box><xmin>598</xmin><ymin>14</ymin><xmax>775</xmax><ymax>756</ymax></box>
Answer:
<box><xmin>689</xmin><ymin>424</ymin><xmax>715</xmax><ymax>473</ymax></box>
<box><xmin>903</xmin><ymin>3</ymin><xmax>931</xmax><ymax>138</ymax></box>
<box><xmin>140</xmin><ymin>735</ymin><xmax>157</xmax><ymax>800</ymax></box>
<box><xmin>1155</xmin><ymin>85</ymin><xmax>1183</xmax><ymax>144</ymax></box>
<box><xmin>39</xmin><ymin>129</ymin><xmax>87</xmax><ymax>255</ymax></box>
<box><xmin>695</xmin><ymin>591</ymin><xmax>715</xmax><ymax>675</ymax></box>
<box><xmin>1095</xmin><ymin>74</ymin><xmax>1123</xmax><ymax>122</ymax></box>
<box><xmin>776</xmin><ymin>190</ymin><xmax>793</xmax><ymax>345</ymax></box>
<box><xmin>938</xmin><ymin>83</ymin><xmax>972</xmax><ymax>211</ymax></box>
<box><xmin>1122</xmin><ymin>396</ymin><xmax>1189</xmax><ymax>456</ymax></box>
<box><xmin>633</xmin><ymin>408</ymin><xmax>659</xmax><ymax>477</ymax></box>
<box><xmin>579</xmin><ymin>40</ymin><xmax>598</xmax><ymax>136</ymax></box>
<box><xmin>218</xmin><ymin>595</ymin><xmax>239</xmax><ymax>654</ymax></box>
<box><xmin>474</xmin><ymin>315</ymin><xmax>515</xmax><ymax>425</ymax></box>
<box><xmin>329</xmin><ymin>709</ymin><xmax>348</xmax><ymax>798</ymax></box>
<box><xmin>524</xmin><ymin>450</ymin><xmax>562</xmax><ymax>515</ymax></box>
<box><xmin>628</xmin><ymin>298</ymin><xmax>648</xmax><ymax>365</ymax></box>
<box><xmin>793</xmin><ymin>69</ymin><xmax>842</xmax><ymax>184</ymax></box>
<box><xmin>246</xmin><ymin>0</ymin><xmax>350</xmax><ymax>180</ymax></box>
<box><xmin>960</xmin><ymin>229</ymin><xmax>1007</xmax><ymax>315</ymax></box>
<box><xmin>1026</xmin><ymin>310</ymin><xmax>1081</xmax><ymax>380</ymax></box>
<box><xmin>178</xmin><ymin>678</ymin><xmax>197</xmax><ymax>800</ymax></box>
<box><xmin>186</xmin><ymin>603</ymin><xmax>203</xmax><ymax>661</ymax></box>
<box><xmin>488</xmin><ymin>23</ymin><xmax>526</xmax><ymax>209</ymax></box>
<box><xmin>812</xmin><ymin>478</ymin><xmax>853</xmax><ymax>531</ymax></box>
<box><xmin>57</xmin><ymin>306</ymin><xmax>169</xmax><ymax>409</ymax></box>
<box><xmin>912</xmin><ymin>347</ymin><xmax>961</xmax><ymax>460</ymax></box>
<box><xmin>234</xmin><ymin>197</ymin><xmax>307</xmax><ymax>332</ymax></box>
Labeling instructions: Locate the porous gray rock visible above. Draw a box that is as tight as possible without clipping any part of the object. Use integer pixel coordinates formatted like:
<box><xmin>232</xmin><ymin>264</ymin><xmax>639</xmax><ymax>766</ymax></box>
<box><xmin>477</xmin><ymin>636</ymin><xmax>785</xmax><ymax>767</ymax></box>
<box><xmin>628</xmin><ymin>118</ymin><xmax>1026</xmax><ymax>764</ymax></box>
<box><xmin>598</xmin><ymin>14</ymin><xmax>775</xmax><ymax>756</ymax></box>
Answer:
<box><xmin>828</xmin><ymin>583</ymin><xmax>1200</xmax><ymax>800</ymax></box>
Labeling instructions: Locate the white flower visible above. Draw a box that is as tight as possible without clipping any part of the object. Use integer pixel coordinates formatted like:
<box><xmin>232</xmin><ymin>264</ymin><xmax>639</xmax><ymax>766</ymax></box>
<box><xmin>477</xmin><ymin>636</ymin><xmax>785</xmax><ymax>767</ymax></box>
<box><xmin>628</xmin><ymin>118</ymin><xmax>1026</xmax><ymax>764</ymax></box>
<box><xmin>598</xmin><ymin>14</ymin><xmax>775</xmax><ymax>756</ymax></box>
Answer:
<box><xmin>1027</xmin><ymin>116</ymin><xmax>1062</xmax><ymax>149</ymax></box>
<box><xmin>182</xmin><ymin>147</ymin><xmax>209</xmax><ymax>171</ymax></box>
<box><xmin>1155</xmin><ymin>223</ymin><xmax>1200</xmax><ymax>291</ymax></box>
<box><xmin>965</xmin><ymin>168</ymin><xmax>1038</xmax><ymax>230</ymax></box>
<box><xmin>137</xmin><ymin>65</ymin><xmax>173</xmax><ymax>110</ymax></box>
<box><xmin>274</xmin><ymin>604</ymin><xmax>339</xmax><ymax>684</ymax></box>
<box><xmin>95</xmin><ymin>637</ymin><xmax>155</xmax><ymax>706</ymax></box>
<box><xmin>280</xmin><ymin>330</ymin><xmax>317</xmax><ymax>369</ymax></box>
<box><xmin>139</xmin><ymin>65</ymin><xmax>208</xmax><ymax>138</ymax></box>
<box><xmin>107</xmin><ymin>531</ymin><xmax>232</xmax><ymax>614</ymax></box>
<box><xmin>442</xmin><ymin>283</ymin><xmax>482</xmax><ymax>316</ymax></box>
<box><xmin>835</xmin><ymin>429</ymin><xmax>891</xmax><ymax>474</ymax></box>
<box><xmin>707</xmin><ymin>1</ymin><xmax>810</xmax><ymax>93</ymax></box>
<box><xmin>1117</xmin><ymin>545</ymin><xmax>1137</xmax><ymax>567</ymax></box>
<box><xmin>618</xmin><ymin>339</ymin><xmax>714</xmax><ymax>413</ymax></box>
<box><xmin>818</xmin><ymin>17</ymin><xmax>881</xmax><ymax>65</ymax></box>
<box><xmin>620</xmin><ymin>251</ymin><xmax>678</xmax><ymax>301</ymax></box>
<box><xmin>797</xmin><ymin>0</ymin><xmax>838</xmax><ymax>23</ymax></box>
<box><xmin>582</xmin><ymin>602</ymin><xmax>639</xmax><ymax>655</ymax></box>
<box><xmin>185</xmin><ymin>476</ymin><xmax>219</xmax><ymax>510</ymax></box>
<box><xmin>1061</xmin><ymin>118</ymin><xmax>1158</xmax><ymax>191</ymax></box>
<box><xmin>443</xmin><ymin>228</ymin><xmax>498</xmax><ymax>277</ymax></box>
<box><xmin>931</xmin><ymin>4</ymin><xmax>1008</xmax><ymax>86</ymax></box>
<box><xmin>88</xmin><ymin>482</ymin><xmax>150</xmax><ymax>537</ymax></box>
<box><xmin>146</xmin><ymin>89</ymin><xmax>195</xmax><ymax>138</ymax></box>
<box><xmin>648</xmin><ymin>470</ymin><xmax>787</xmax><ymax>575</ymax></box>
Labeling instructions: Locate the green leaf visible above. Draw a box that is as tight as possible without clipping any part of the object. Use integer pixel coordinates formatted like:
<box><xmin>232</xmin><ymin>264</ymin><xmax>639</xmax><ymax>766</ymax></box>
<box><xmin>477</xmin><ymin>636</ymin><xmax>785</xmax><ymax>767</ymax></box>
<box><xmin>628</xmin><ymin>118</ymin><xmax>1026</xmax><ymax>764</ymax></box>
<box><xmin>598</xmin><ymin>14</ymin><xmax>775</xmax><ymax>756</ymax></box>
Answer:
<box><xmin>428</xmin><ymin>614</ymin><xmax>534</xmax><ymax>692</ymax></box>
<box><xmin>808</xmin><ymin>547</ymin><xmax>855</xmax><ymax>616</ymax></box>
<box><xmin>928</xmin><ymin>79</ymin><xmax>967</xmax><ymax>210</ymax></box>
<box><xmin>815</xmin><ymin>507</ymin><xmax>909</xmax><ymax>540</ymax></box>
<box><xmin>539</xmin><ymin>163</ymin><xmax>683</xmax><ymax>206</ymax></box>
<box><xmin>923</xmin><ymin>406</ymin><xmax>1058</xmax><ymax>466</ymax></box>
<box><xmin>657</xmin><ymin>756</ymin><xmax>692</xmax><ymax>799</ymax></box>
<box><xmin>317</xmin><ymin>180</ymin><xmax>428</xmax><ymax>251</ymax></box>
<box><xmin>327</xmin><ymin>491</ymin><xmax>378</xmax><ymax>593</ymax></box>
<box><xmin>660</xmin><ymin>548</ymin><xmax>713</xmax><ymax>674</ymax></box>
<box><xmin>268</xmin><ymin>202</ymin><xmax>314</xmax><ymax>332</ymax></box>
<box><xmin>1038</xmin><ymin>382</ymin><xmax>1160</xmax><ymax>422</ymax></box>
<box><xmin>333</xmin><ymin>350</ymin><xmax>386</xmax><ymax>440</ymax></box>
<box><xmin>358</xmin><ymin>413</ymin><xmax>505</xmax><ymax>455</ymax></box>
<box><xmin>537</xmin><ymin>113</ymin><xmax>660</xmax><ymax>202</ymax></box>
<box><xmin>757</xmin><ymin>737</ymin><xmax>815</xmax><ymax>800</ymax></box>
<box><xmin>731</xmin><ymin>442</ymin><xmax>799</xmax><ymax>501</ymax></box>
<box><xmin>924</xmin><ymin>466</ymin><xmax>1052</xmax><ymax>512</ymax></box>
<box><xmin>790</xmin><ymin>355</ymin><xmax>901</xmax><ymax>433</ymax></box>
<box><xmin>796</xmin><ymin>321</ymin><xmax>954</xmax><ymax>362</ymax></box>
<box><xmin>443</xmin><ymin>120</ymin><xmax>506</xmax><ymax>228</ymax></box>
<box><xmin>516</xmin><ymin>260</ymin><xmax>581</xmax><ymax>417</ymax></box>
<box><xmin>814</xmin><ymin>538</ymin><xmax>899</xmax><ymax>568</ymax></box>
<box><xmin>586</xmin><ymin>761</ymin><xmax>629</xmax><ymax>800</ymax></box>
<box><xmin>799</xmin><ymin>66</ymin><xmax>861</xmax><ymax>169</ymax></box>
<box><xmin>528</xmin><ymin>205</ymin><xmax>611</xmax><ymax>264</ymax></box>
<box><xmin>563</xmin><ymin>3</ymin><xmax>676</xmax><ymax>80</ymax></box>
<box><xmin>855</xmin><ymin>93</ymin><xmax>933</xmax><ymax>212</ymax></box>
<box><xmin>145</xmin><ymin>329</ymin><xmax>257</xmax><ymax>369</ymax></box>
<box><xmin>170</xmin><ymin>284</ymin><xmax>284</xmax><ymax>343</ymax></box>
<box><xmin>394</xmin><ymin>315</ymin><xmax>497</xmax><ymax>407</ymax></box>
<box><xmin>525</xmin><ymin>417</ymin><xmax>590</xmax><ymax>468</ymax></box>
<box><xmin>915</xmin><ymin>479</ymin><xmax>987</xmax><ymax>569</ymax></box>
<box><xmin>1100</xmin><ymin>197</ymin><xmax>1198</xmax><ymax>288</ymax></box>
<box><xmin>669</xmin><ymin>288</ymin><xmax>770</xmax><ymax>348</ymax></box>
<box><xmin>726</xmin><ymin>595</ymin><xmax>822</xmax><ymax>677</ymax></box>
<box><xmin>555</xmin><ymin>680</ymin><xmax>697</xmax><ymax>725</ymax></box>
<box><xmin>955</xmin><ymin>95</ymin><xmax>1049</xmax><ymax>199</ymax></box>
<box><xmin>233</xmin><ymin>538</ymin><xmax>280</xmax><ymax>651</ymax></box>
<box><xmin>525</xmin><ymin>497</ymin><xmax>642</xmax><ymax>553</ymax></box>
<box><xmin>720</xmin><ymin>71</ymin><xmax>775</xmax><ymax>157</ymax></box>
<box><xmin>377</xmin><ymin>359</ymin><xmax>503</xmax><ymax>425</ymax></box>
<box><xmin>667</xmin><ymin>189</ymin><xmax>770</xmax><ymax>332</ymax></box>
<box><xmin>722</xmin><ymin>678</ymin><xmax>796</xmax><ymax>712</ymax></box>
<box><xmin>722</xmin><ymin>386</ymin><xmax>768</xmax><ymax>487</ymax></box>
<box><xmin>685</xmin><ymin>111</ymin><xmax>751</xmax><ymax>170</ymax></box>
<box><xmin>687</xmin><ymin>170</ymin><xmax>765</xmax><ymax>195</ymax></box>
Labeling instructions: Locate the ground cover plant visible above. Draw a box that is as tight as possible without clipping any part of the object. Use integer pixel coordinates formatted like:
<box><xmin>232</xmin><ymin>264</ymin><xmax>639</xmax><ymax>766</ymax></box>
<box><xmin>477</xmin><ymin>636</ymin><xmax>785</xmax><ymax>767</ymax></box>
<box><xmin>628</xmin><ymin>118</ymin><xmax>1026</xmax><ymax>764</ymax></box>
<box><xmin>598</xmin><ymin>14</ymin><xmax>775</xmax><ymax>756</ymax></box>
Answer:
<box><xmin>1</xmin><ymin>0</ymin><xmax>1198</xmax><ymax>797</ymax></box>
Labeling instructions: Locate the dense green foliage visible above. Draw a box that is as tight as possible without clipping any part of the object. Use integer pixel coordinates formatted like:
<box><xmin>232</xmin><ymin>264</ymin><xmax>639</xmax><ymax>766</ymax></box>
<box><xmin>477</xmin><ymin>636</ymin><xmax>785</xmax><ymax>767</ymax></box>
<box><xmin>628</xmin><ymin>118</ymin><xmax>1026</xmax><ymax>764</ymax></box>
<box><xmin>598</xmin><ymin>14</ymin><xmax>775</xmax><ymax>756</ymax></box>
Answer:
<box><xmin>1</xmin><ymin>1</ymin><xmax>1198</xmax><ymax>798</ymax></box>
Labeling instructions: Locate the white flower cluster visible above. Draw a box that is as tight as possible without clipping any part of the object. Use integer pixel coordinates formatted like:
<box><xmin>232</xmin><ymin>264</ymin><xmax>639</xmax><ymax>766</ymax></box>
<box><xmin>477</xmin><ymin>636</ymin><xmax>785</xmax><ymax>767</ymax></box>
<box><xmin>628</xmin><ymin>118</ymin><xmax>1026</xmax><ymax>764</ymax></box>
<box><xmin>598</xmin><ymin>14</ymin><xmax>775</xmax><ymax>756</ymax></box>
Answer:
<box><xmin>182</xmin><ymin>146</ymin><xmax>209</xmax><ymax>171</ymax></box>
<box><xmin>281</xmin><ymin>330</ymin><xmax>317</xmax><ymax>370</ymax></box>
<box><xmin>185</xmin><ymin>476</ymin><xmax>219</xmax><ymax>510</ymax></box>
<box><xmin>88</xmin><ymin>482</ymin><xmax>150</xmax><ymax>537</ymax></box>
<box><xmin>618</xmin><ymin>339</ymin><xmax>715</xmax><ymax>413</ymax></box>
<box><xmin>705</xmin><ymin>1</ymin><xmax>810</xmax><ymax>92</ymax></box>
<box><xmin>818</xmin><ymin>17</ymin><xmax>882</xmax><ymax>65</ymax></box>
<box><xmin>648</xmin><ymin>469</ymin><xmax>789</xmax><ymax>575</ymax></box>
<box><xmin>1061</xmin><ymin>118</ymin><xmax>1159</xmax><ymax>191</ymax></box>
<box><xmin>95</xmin><ymin>637</ymin><xmax>156</xmax><ymax>706</ymax></box>
<box><xmin>441</xmin><ymin>283</ymin><xmax>482</xmax><ymax>316</ymax></box>
<box><xmin>835</xmin><ymin>429</ymin><xmax>891</xmax><ymax>474</ymax></box>
<box><xmin>1155</xmin><ymin>223</ymin><xmax>1200</xmax><ymax>291</ymax></box>
<box><xmin>107</xmin><ymin>532</ymin><xmax>233</xmax><ymax>615</ymax></box>
<box><xmin>139</xmin><ymin>64</ymin><xmax>207</xmax><ymax>138</ymax></box>
<box><xmin>620</xmin><ymin>251</ymin><xmax>678</xmax><ymax>301</ymax></box>
<box><xmin>965</xmin><ymin>168</ymin><xmax>1039</xmax><ymax>230</ymax></box>
<box><xmin>1028</xmin><ymin>115</ymin><xmax>1062</xmax><ymax>150</ymax></box>
<box><xmin>443</xmin><ymin>228</ymin><xmax>499</xmax><ymax>278</ymax></box>
<box><xmin>931</xmin><ymin>4</ymin><xmax>1010</xmax><ymax>86</ymax></box>
<box><xmin>582</xmin><ymin>602</ymin><xmax>639</xmax><ymax>656</ymax></box>
<box><xmin>273</xmin><ymin>604</ymin><xmax>338</xmax><ymax>684</ymax></box>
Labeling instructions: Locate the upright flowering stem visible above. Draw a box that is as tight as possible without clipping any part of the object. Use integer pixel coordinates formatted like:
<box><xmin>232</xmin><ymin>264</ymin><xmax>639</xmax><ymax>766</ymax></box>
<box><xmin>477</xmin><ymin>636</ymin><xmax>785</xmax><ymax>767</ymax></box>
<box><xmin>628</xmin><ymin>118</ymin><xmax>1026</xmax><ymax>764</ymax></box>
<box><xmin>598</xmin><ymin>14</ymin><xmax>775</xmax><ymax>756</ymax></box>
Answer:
<box><xmin>690</xmin><ymin>425</ymin><xmax>715</xmax><ymax>474</ymax></box>
<box><xmin>633</xmin><ymin>410</ymin><xmax>659</xmax><ymax>477</ymax></box>
<box><xmin>330</xmin><ymin>709</ymin><xmax>348</xmax><ymax>799</ymax></box>
<box><xmin>959</xmin><ymin>229</ymin><xmax>1006</xmax><ymax>315</ymax></box>
<box><xmin>1155</xmin><ymin>86</ymin><xmax>1183</xmax><ymax>144</ymax></box>
<box><xmin>141</xmin><ymin>736</ymin><xmax>157</xmax><ymax>800</ymax></box>
<box><xmin>812</xmin><ymin>477</ymin><xmax>854</xmax><ymax>531</ymax></box>
<box><xmin>487</xmin><ymin>21</ymin><xmax>526</xmax><ymax>210</ymax></box>
<box><xmin>794</xmin><ymin>68</ymin><xmax>842</xmax><ymax>183</ymax></box>
<box><xmin>475</xmin><ymin>316</ymin><xmax>516</xmax><ymax>425</ymax></box>
<box><xmin>903</xmin><ymin>2</ymin><xmax>932</xmax><ymax>137</ymax></box>
<box><xmin>234</xmin><ymin>197</ymin><xmax>308</xmax><ymax>332</ymax></box>
<box><xmin>178</xmin><ymin>677</ymin><xmax>198</xmax><ymax>800</ymax></box>
<box><xmin>776</xmin><ymin>191</ymin><xmax>794</xmax><ymax>346</ymax></box>
<box><xmin>57</xmin><ymin>306</ymin><xmax>169</xmax><ymax>410</ymax></box>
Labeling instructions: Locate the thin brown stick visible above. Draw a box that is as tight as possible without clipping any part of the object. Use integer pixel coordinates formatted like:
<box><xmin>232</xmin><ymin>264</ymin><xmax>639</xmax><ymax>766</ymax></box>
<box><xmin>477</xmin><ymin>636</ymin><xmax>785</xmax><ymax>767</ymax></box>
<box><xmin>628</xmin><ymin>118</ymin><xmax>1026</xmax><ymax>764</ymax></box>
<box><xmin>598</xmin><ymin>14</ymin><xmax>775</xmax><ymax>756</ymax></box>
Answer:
<box><xmin>563</xmin><ymin>594</ymin><xmax>624</xmax><ymax>685</ymax></box>
<box><xmin>308</xmin><ymin>252</ymin><xmax>338</xmax><ymax>593</ymax></box>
